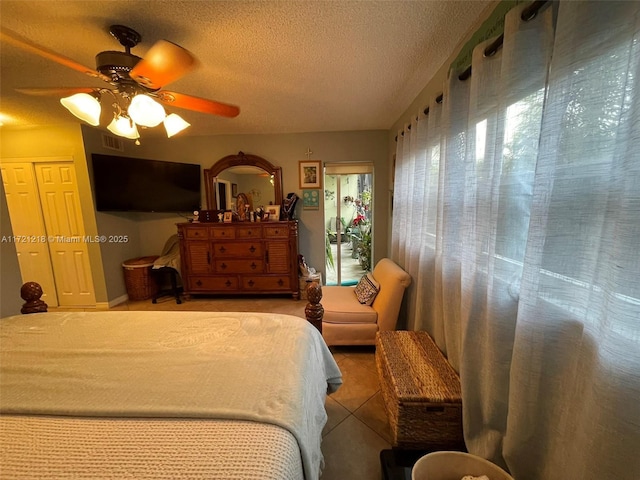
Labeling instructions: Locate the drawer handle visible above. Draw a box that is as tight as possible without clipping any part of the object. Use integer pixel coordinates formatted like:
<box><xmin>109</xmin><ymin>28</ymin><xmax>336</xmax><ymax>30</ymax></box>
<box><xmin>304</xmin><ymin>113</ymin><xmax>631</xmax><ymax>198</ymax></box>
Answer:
<box><xmin>225</xmin><ymin>280</ymin><xmax>232</xmax><ymax>287</ymax></box>
<box><xmin>248</xmin><ymin>280</ymin><xmax>254</xmax><ymax>287</ymax></box>
<box><xmin>221</xmin><ymin>263</ymin><xmax>227</xmax><ymax>270</ymax></box>
<box><xmin>218</xmin><ymin>246</ymin><xmax>226</xmax><ymax>253</ymax></box>
<box><xmin>274</xmin><ymin>229</ymin><xmax>279</xmax><ymax>235</ymax></box>
<box><xmin>196</xmin><ymin>280</ymin><xmax>202</xmax><ymax>287</ymax></box>
<box><xmin>278</xmin><ymin>279</ymin><xmax>284</xmax><ymax>286</ymax></box>
<box><xmin>249</xmin><ymin>245</ymin><xmax>256</xmax><ymax>253</ymax></box>
<box><xmin>251</xmin><ymin>262</ymin><xmax>257</xmax><ymax>269</ymax></box>
<box><xmin>425</xmin><ymin>406</ymin><xmax>446</xmax><ymax>413</ymax></box>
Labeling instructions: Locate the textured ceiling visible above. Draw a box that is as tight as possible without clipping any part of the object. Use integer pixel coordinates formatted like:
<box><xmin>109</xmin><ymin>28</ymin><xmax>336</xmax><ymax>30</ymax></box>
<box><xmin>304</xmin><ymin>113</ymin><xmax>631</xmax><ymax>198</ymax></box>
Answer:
<box><xmin>0</xmin><ymin>0</ymin><xmax>491</xmax><ymax>137</ymax></box>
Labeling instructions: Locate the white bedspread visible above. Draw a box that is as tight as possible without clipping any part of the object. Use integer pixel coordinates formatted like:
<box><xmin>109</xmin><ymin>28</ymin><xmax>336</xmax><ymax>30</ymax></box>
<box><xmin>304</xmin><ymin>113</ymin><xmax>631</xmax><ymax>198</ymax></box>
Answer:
<box><xmin>0</xmin><ymin>311</ymin><xmax>342</xmax><ymax>480</ymax></box>
<box><xmin>1</xmin><ymin>417</ymin><xmax>304</xmax><ymax>479</ymax></box>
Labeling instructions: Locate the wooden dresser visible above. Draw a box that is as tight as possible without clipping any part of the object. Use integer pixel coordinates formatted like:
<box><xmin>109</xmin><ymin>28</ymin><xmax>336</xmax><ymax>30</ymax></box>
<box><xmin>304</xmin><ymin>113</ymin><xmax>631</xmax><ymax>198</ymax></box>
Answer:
<box><xmin>178</xmin><ymin>221</ymin><xmax>300</xmax><ymax>299</ymax></box>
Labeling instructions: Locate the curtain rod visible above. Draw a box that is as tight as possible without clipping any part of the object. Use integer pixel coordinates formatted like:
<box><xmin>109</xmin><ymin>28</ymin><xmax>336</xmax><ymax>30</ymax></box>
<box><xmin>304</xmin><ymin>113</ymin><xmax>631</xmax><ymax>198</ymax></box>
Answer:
<box><xmin>397</xmin><ymin>0</ymin><xmax>549</xmax><ymax>142</ymax></box>
<box><xmin>423</xmin><ymin>94</ymin><xmax>444</xmax><ymax>116</ymax></box>
<box><xmin>457</xmin><ymin>0</ymin><xmax>548</xmax><ymax>81</ymax></box>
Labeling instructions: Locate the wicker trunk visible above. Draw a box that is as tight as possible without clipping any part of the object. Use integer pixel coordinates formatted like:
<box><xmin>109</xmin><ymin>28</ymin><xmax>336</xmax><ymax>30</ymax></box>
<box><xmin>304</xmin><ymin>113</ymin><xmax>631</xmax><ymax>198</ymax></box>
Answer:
<box><xmin>376</xmin><ymin>331</ymin><xmax>464</xmax><ymax>450</ymax></box>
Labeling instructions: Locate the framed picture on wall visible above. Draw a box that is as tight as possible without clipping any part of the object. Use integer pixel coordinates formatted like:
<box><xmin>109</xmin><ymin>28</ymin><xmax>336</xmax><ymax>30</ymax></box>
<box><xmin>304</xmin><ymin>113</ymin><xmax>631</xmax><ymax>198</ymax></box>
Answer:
<box><xmin>302</xmin><ymin>190</ymin><xmax>320</xmax><ymax>210</ymax></box>
<box><xmin>232</xmin><ymin>183</ymin><xmax>238</xmax><ymax>197</ymax></box>
<box><xmin>299</xmin><ymin>160</ymin><xmax>322</xmax><ymax>189</ymax></box>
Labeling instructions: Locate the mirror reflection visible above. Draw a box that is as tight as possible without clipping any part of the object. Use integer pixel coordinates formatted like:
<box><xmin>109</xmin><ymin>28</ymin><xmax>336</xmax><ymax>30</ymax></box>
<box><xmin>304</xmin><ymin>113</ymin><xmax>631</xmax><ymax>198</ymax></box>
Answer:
<box><xmin>215</xmin><ymin>166</ymin><xmax>275</xmax><ymax>211</ymax></box>
<box><xmin>204</xmin><ymin>152</ymin><xmax>283</xmax><ymax>213</ymax></box>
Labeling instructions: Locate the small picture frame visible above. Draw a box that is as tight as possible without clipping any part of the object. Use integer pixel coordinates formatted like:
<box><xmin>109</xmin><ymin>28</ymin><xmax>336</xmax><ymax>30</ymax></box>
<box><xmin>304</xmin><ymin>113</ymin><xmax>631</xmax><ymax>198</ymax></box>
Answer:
<box><xmin>302</xmin><ymin>190</ymin><xmax>320</xmax><ymax>210</ymax></box>
<box><xmin>266</xmin><ymin>205</ymin><xmax>281</xmax><ymax>221</ymax></box>
<box><xmin>231</xmin><ymin>183</ymin><xmax>238</xmax><ymax>197</ymax></box>
<box><xmin>223</xmin><ymin>211</ymin><xmax>233</xmax><ymax>223</ymax></box>
<box><xmin>299</xmin><ymin>160</ymin><xmax>322</xmax><ymax>189</ymax></box>
<box><xmin>262</xmin><ymin>211</ymin><xmax>270</xmax><ymax>221</ymax></box>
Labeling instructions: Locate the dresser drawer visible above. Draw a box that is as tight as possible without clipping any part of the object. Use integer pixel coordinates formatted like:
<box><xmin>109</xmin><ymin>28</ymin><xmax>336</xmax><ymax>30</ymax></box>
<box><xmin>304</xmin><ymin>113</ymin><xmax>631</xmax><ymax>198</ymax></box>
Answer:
<box><xmin>185</xmin><ymin>227</ymin><xmax>209</xmax><ymax>239</ymax></box>
<box><xmin>215</xmin><ymin>259</ymin><xmax>264</xmax><ymax>274</ymax></box>
<box><xmin>178</xmin><ymin>219</ymin><xmax>298</xmax><ymax>298</ymax></box>
<box><xmin>242</xmin><ymin>276</ymin><xmax>291</xmax><ymax>291</ymax></box>
<box><xmin>212</xmin><ymin>242</ymin><xmax>262</xmax><ymax>257</ymax></box>
<box><xmin>263</xmin><ymin>225</ymin><xmax>289</xmax><ymax>238</ymax></box>
<box><xmin>211</xmin><ymin>227</ymin><xmax>236</xmax><ymax>239</ymax></box>
<box><xmin>189</xmin><ymin>276</ymin><xmax>238</xmax><ymax>291</ymax></box>
<box><xmin>237</xmin><ymin>226</ymin><xmax>262</xmax><ymax>238</ymax></box>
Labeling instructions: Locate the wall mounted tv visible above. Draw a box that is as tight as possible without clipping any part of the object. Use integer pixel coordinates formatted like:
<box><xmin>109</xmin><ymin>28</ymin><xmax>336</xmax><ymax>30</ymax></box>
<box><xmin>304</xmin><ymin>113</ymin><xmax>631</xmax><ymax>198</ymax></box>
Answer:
<box><xmin>91</xmin><ymin>154</ymin><xmax>201</xmax><ymax>213</ymax></box>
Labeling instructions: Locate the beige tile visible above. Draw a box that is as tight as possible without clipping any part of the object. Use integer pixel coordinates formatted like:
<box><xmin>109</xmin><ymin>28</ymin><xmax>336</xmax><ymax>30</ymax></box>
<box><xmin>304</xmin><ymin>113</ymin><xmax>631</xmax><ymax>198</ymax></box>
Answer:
<box><xmin>323</xmin><ymin>395</ymin><xmax>350</xmax><ymax>437</ymax></box>
<box><xmin>329</xmin><ymin>348</ymin><xmax>348</xmax><ymax>364</ymax></box>
<box><xmin>342</xmin><ymin>347</ymin><xmax>378</xmax><ymax>374</ymax></box>
<box><xmin>354</xmin><ymin>391</ymin><xmax>393</xmax><ymax>445</ymax></box>
<box><xmin>320</xmin><ymin>415</ymin><xmax>390</xmax><ymax>480</ymax></box>
<box><xmin>330</xmin><ymin>356</ymin><xmax>381</xmax><ymax>413</ymax></box>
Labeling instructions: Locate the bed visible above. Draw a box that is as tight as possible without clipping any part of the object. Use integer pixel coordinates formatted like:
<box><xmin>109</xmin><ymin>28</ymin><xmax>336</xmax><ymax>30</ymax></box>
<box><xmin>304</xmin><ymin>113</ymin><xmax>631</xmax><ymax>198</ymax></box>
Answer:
<box><xmin>0</xmin><ymin>310</ymin><xmax>342</xmax><ymax>479</ymax></box>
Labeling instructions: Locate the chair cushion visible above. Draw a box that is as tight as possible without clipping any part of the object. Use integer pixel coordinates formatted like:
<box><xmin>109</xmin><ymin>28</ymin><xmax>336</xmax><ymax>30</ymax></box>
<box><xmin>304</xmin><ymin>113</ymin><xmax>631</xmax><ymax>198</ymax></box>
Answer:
<box><xmin>322</xmin><ymin>286</ymin><xmax>378</xmax><ymax>325</ymax></box>
<box><xmin>354</xmin><ymin>273</ymin><xmax>380</xmax><ymax>305</ymax></box>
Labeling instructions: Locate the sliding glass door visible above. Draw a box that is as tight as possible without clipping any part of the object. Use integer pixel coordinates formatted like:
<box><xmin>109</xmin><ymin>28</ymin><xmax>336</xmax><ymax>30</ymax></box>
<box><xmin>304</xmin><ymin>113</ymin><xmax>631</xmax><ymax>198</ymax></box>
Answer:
<box><xmin>324</xmin><ymin>164</ymin><xmax>373</xmax><ymax>286</ymax></box>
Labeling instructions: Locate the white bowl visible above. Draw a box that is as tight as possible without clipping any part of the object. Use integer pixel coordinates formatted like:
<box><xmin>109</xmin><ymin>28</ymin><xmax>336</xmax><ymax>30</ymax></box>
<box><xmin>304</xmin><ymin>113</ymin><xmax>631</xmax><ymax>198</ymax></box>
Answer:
<box><xmin>411</xmin><ymin>451</ymin><xmax>514</xmax><ymax>480</ymax></box>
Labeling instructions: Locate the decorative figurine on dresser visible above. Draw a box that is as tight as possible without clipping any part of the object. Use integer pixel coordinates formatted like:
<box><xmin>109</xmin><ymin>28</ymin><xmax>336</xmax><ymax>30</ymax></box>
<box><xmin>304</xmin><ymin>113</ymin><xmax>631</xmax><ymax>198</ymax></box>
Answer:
<box><xmin>178</xmin><ymin>152</ymin><xmax>300</xmax><ymax>299</ymax></box>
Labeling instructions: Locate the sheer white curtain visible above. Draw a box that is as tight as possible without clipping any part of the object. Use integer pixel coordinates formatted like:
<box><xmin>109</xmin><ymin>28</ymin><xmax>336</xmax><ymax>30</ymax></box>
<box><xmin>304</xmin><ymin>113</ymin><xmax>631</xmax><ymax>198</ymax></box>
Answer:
<box><xmin>391</xmin><ymin>1</ymin><xmax>640</xmax><ymax>478</ymax></box>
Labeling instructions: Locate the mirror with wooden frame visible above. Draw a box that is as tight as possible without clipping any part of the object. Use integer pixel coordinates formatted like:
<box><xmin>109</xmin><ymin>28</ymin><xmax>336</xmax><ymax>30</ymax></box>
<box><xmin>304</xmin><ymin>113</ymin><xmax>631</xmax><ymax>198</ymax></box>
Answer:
<box><xmin>204</xmin><ymin>152</ymin><xmax>283</xmax><ymax>211</ymax></box>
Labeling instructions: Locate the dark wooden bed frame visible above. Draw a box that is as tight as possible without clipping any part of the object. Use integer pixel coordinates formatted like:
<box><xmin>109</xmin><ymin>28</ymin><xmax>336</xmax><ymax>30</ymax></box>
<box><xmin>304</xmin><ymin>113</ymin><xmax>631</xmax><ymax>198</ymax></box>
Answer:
<box><xmin>18</xmin><ymin>281</ymin><xmax>324</xmax><ymax>333</ymax></box>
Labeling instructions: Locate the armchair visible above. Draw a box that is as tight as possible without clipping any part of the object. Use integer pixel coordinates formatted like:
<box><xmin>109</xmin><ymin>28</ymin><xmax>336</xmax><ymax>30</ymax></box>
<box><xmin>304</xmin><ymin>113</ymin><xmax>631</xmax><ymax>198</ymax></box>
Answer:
<box><xmin>320</xmin><ymin>258</ymin><xmax>411</xmax><ymax>346</ymax></box>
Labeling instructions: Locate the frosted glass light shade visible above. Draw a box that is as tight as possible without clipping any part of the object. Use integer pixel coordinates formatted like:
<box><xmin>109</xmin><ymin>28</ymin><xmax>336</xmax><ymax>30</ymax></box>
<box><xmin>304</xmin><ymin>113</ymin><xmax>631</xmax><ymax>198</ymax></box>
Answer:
<box><xmin>128</xmin><ymin>94</ymin><xmax>166</xmax><ymax>127</ymax></box>
<box><xmin>107</xmin><ymin>116</ymin><xmax>140</xmax><ymax>139</ymax></box>
<box><xmin>164</xmin><ymin>113</ymin><xmax>190</xmax><ymax>137</ymax></box>
<box><xmin>60</xmin><ymin>93</ymin><xmax>101</xmax><ymax>126</ymax></box>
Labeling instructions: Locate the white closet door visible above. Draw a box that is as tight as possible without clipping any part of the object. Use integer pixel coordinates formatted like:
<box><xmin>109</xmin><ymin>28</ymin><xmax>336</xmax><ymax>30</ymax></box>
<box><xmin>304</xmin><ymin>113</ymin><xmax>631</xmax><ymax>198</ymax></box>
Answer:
<box><xmin>1</xmin><ymin>162</ymin><xmax>58</xmax><ymax>306</ymax></box>
<box><xmin>35</xmin><ymin>163</ymin><xmax>96</xmax><ymax>306</ymax></box>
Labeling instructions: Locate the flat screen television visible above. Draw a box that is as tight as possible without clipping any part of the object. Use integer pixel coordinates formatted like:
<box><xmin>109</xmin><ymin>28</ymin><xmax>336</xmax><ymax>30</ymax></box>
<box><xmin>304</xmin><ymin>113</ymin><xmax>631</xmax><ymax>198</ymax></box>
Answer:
<box><xmin>91</xmin><ymin>154</ymin><xmax>201</xmax><ymax>213</ymax></box>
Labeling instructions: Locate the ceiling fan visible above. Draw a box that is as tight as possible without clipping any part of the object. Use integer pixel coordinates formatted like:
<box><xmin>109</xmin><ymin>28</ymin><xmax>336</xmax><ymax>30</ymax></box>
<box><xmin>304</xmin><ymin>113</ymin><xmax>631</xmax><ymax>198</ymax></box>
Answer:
<box><xmin>0</xmin><ymin>25</ymin><xmax>240</xmax><ymax>140</ymax></box>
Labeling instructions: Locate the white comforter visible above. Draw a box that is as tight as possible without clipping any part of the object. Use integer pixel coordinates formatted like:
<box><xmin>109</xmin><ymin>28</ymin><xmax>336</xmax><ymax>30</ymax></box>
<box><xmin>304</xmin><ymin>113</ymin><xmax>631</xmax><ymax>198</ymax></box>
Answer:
<box><xmin>0</xmin><ymin>311</ymin><xmax>342</xmax><ymax>480</ymax></box>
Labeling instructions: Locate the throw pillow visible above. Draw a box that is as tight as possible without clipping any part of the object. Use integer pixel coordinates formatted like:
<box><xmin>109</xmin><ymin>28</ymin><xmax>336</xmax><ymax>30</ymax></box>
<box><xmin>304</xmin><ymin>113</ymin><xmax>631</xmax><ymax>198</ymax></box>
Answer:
<box><xmin>354</xmin><ymin>273</ymin><xmax>380</xmax><ymax>306</ymax></box>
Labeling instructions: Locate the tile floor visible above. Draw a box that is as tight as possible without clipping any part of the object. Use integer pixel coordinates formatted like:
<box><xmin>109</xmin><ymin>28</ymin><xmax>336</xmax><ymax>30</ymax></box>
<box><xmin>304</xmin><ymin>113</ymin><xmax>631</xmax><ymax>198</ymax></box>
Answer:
<box><xmin>52</xmin><ymin>294</ymin><xmax>392</xmax><ymax>480</ymax></box>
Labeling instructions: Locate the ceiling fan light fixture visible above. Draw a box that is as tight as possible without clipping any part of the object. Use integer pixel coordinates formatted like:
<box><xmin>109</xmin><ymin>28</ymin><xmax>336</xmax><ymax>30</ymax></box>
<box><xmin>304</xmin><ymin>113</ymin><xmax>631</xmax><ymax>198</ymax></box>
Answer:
<box><xmin>107</xmin><ymin>115</ymin><xmax>140</xmax><ymax>139</ymax></box>
<box><xmin>164</xmin><ymin>113</ymin><xmax>190</xmax><ymax>137</ymax></box>
<box><xmin>60</xmin><ymin>93</ymin><xmax>101</xmax><ymax>126</ymax></box>
<box><xmin>128</xmin><ymin>94</ymin><xmax>166</xmax><ymax>127</ymax></box>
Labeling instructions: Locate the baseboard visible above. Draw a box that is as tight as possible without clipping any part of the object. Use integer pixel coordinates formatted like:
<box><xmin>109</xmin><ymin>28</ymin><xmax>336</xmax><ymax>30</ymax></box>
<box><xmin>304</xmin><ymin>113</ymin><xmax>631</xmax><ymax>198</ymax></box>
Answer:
<box><xmin>107</xmin><ymin>294</ymin><xmax>128</xmax><ymax>308</ymax></box>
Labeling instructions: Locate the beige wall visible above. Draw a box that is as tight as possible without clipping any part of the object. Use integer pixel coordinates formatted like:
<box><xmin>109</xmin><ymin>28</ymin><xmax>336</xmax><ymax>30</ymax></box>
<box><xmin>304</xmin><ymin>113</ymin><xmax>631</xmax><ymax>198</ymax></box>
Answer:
<box><xmin>80</xmin><ymin>126</ymin><xmax>388</xmax><ymax>301</ymax></box>
<box><xmin>0</xmin><ymin>180</ymin><xmax>23</xmax><ymax>317</ymax></box>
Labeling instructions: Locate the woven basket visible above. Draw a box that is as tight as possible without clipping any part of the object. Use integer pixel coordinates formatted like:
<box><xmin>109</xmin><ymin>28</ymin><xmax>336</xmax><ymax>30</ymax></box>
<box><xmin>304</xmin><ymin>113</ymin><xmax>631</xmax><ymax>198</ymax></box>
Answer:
<box><xmin>376</xmin><ymin>331</ymin><xmax>464</xmax><ymax>449</ymax></box>
<box><xmin>122</xmin><ymin>256</ymin><xmax>160</xmax><ymax>301</ymax></box>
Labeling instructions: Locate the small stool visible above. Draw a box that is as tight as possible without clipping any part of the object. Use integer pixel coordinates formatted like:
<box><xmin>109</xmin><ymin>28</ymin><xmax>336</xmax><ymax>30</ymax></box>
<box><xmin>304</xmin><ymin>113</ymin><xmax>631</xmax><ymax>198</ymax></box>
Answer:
<box><xmin>151</xmin><ymin>267</ymin><xmax>182</xmax><ymax>304</ymax></box>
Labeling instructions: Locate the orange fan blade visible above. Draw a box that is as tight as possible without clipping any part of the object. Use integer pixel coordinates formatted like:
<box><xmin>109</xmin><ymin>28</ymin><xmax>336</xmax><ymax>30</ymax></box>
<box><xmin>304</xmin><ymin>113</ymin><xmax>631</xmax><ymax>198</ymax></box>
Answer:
<box><xmin>156</xmin><ymin>91</ymin><xmax>240</xmax><ymax>118</ymax></box>
<box><xmin>0</xmin><ymin>29</ymin><xmax>110</xmax><ymax>82</ymax></box>
<box><xmin>130</xmin><ymin>40</ymin><xmax>196</xmax><ymax>90</ymax></box>
<box><xmin>16</xmin><ymin>87</ymin><xmax>98</xmax><ymax>96</ymax></box>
